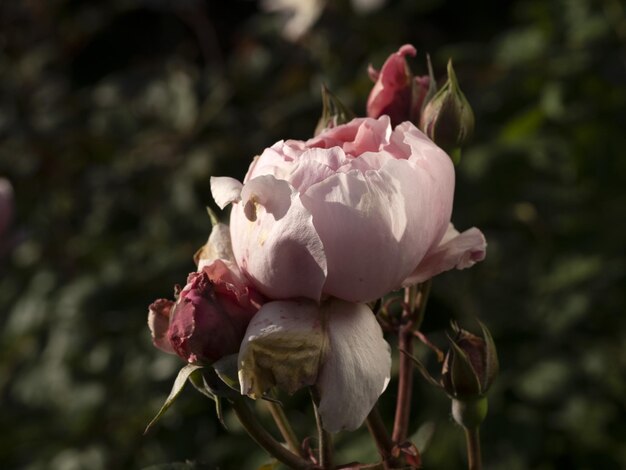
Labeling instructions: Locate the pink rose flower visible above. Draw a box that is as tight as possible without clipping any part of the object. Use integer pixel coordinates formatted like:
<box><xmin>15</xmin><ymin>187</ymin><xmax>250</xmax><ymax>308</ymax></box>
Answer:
<box><xmin>211</xmin><ymin>116</ymin><xmax>456</xmax><ymax>303</ymax></box>
<box><xmin>367</xmin><ymin>44</ymin><xmax>431</xmax><ymax>127</ymax></box>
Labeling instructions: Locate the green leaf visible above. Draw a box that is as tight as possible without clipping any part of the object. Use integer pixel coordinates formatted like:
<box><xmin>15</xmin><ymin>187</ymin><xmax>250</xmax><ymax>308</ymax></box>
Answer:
<box><xmin>144</xmin><ymin>364</ymin><xmax>203</xmax><ymax>434</ymax></box>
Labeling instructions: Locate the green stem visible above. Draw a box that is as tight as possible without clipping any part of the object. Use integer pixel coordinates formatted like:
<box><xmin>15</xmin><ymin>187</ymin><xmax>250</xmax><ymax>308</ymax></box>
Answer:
<box><xmin>265</xmin><ymin>397</ymin><xmax>303</xmax><ymax>457</ymax></box>
<box><xmin>231</xmin><ymin>398</ymin><xmax>315</xmax><ymax>470</ymax></box>
<box><xmin>463</xmin><ymin>426</ymin><xmax>482</xmax><ymax>470</ymax></box>
<box><xmin>310</xmin><ymin>388</ymin><xmax>333</xmax><ymax>469</ymax></box>
<box><xmin>366</xmin><ymin>405</ymin><xmax>399</xmax><ymax>469</ymax></box>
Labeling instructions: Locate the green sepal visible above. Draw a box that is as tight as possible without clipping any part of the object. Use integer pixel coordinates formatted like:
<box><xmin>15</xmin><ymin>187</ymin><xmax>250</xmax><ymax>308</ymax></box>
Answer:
<box><xmin>144</xmin><ymin>363</ymin><xmax>203</xmax><ymax>434</ymax></box>
<box><xmin>450</xmin><ymin>147</ymin><xmax>462</xmax><ymax>165</ymax></box>
<box><xmin>477</xmin><ymin>319</ymin><xmax>499</xmax><ymax>392</ymax></box>
<box><xmin>314</xmin><ymin>84</ymin><xmax>355</xmax><ymax>136</ymax></box>
<box><xmin>205</xmin><ymin>206</ymin><xmax>219</xmax><ymax>226</ymax></box>
<box><xmin>212</xmin><ymin>353</ymin><xmax>240</xmax><ymax>392</ymax></box>
<box><xmin>402</xmin><ymin>349</ymin><xmax>442</xmax><ymax>389</ymax></box>
<box><xmin>445</xmin><ymin>332</ymin><xmax>482</xmax><ymax>397</ymax></box>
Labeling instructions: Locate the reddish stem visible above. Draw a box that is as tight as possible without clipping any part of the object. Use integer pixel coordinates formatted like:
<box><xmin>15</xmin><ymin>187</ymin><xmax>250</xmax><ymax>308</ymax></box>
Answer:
<box><xmin>392</xmin><ymin>321</ymin><xmax>414</xmax><ymax>443</ymax></box>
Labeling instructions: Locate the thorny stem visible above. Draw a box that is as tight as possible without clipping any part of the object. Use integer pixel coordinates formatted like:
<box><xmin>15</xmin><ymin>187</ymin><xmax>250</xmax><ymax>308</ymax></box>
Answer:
<box><xmin>365</xmin><ymin>405</ymin><xmax>400</xmax><ymax>469</ymax></box>
<box><xmin>464</xmin><ymin>426</ymin><xmax>482</xmax><ymax>470</ymax></box>
<box><xmin>310</xmin><ymin>387</ymin><xmax>333</xmax><ymax>469</ymax></box>
<box><xmin>266</xmin><ymin>396</ymin><xmax>304</xmax><ymax>457</ymax></box>
<box><xmin>392</xmin><ymin>281</ymin><xmax>432</xmax><ymax>443</ymax></box>
<box><xmin>231</xmin><ymin>398</ymin><xmax>316</xmax><ymax>470</ymax></box>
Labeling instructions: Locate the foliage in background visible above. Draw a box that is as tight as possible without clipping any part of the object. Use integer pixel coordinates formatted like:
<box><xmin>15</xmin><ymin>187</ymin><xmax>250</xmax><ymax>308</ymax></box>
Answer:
<box><xmin>0</xmin><ymin>0</ymin><xmax>624</xmax><ymax>468</ymax></box>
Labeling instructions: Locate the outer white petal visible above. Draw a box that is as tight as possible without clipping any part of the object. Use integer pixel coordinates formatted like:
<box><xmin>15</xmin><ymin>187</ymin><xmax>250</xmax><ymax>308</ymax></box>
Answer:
<box><xmin>210</xmin><ymin>176</ymin><xmax>243</xmax><ymax>209</ymax></box>
<box><xmin>238</xmin><ymin>300</ymin><xmax>325</xmax><ymax>398</ymax></box>
<box><xmin>404</xmin><ymin>223</ymin><xmax>487</xmax><ymax>285</ymax></box>
<box><xmin>316</xmin><ymin>299</ymin><xmax>391</xmax><ymax>432</ymax></box>
<box><xmin>230</xmin><ymin>175</ymin><xmax>328</xmax><ymax>300</ymax></box>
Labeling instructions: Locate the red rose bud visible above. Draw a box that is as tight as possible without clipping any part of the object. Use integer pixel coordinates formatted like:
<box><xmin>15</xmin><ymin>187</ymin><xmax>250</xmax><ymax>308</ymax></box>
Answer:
<box><xmin>148</xmin><ymin>266</ymin><xmax>262</xmax><ymax>364</ymax></box>
<box><xmin>419</xmin><ymin>59</ymin><xmax>475</xmax><ymax>154</ymax></box>
<box><xmin>367</xmin><ymin>44</ymin><xmax>431</xmax><ymax>127</ymax></box>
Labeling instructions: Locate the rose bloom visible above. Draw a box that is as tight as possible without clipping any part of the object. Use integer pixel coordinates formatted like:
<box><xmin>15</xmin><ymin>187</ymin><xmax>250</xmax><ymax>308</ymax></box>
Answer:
<box><xmin>212</xmin><ymin>115</ymin><xmax>484</xmax><ymax>304</ymax></box>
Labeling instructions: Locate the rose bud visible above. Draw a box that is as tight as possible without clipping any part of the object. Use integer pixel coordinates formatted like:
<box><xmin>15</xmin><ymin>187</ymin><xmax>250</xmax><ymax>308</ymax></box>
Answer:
<box><xmin>441</xmin><ymin>321</ymin><xmax>498</xmax><ymax>428</ymax></box>
<box><xmin>367</xmin><ymin>44</ymin><xmax>431</xmax><ymax>127</ymax></box>
<box><xmin>314</xmin><ymin>84</ymin><xmax>355</xmax><ymax>136</ymax></box>
<box><xmin>419</xmin><ymin>59</ymin><xmax>474</xmax><ymax>155</ymax></box>
<box><xmin>149</xmin><ymin>265</ymin><xmax>262</xmax><ymax>364</ymax></box>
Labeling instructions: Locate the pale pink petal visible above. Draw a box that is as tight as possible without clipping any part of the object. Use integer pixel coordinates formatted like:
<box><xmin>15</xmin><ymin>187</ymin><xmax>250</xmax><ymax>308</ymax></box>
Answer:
<box><xmin>317</xmin><ymin>299</ymin><xmax>391</xmax><ymax>432</ymax></box>
<box><xmin>404</xmin><ymin>224</ymin><xmax>487</xmax><ymax>285</ymax></box>
<box><xmin>302</xmin><ymin>155</ymin><xmax>452</xmax><ymax>302</ymax></box>
<box><xmin>238</xmin><ymin>300</ymin><xmax>325</xmax><ymax>398</ymax></box>
<box><xmin>210</xmin><ymin>176</ymin><xmax>243</xmax><ymax>209</ymax></box>
<box><xmin>230</xmin><ymin>176</ymin><xmax>327</xmax><ymax>300</ymax></box>
<box><xmin>240</xmin><ymin>175</ymin><xmax>292</xmax><ymax>221</ymax></box>
<box><xmin>148</xmin><ymin>299</ymin><xmax>176</xmax><ymax>354</ymax></box>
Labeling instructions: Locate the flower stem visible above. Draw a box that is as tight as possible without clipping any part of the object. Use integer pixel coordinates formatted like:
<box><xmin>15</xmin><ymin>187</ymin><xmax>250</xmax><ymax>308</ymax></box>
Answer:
<box><xmin>230</xmin><ymin>398</ymin><xmax>315</xmax><ymax>470</ymax></box>
<box><xmin>310</xmin><ymin>387</ymin><xmax>333</xmax><ymax>469</ymax></box>
<box><xmin>392</xmin><ymin>317</ymin><xmax>414</xmax><ymax>443</ymax></box>
<box><xmin>266</xmin><ymin>397</ymin><xmax>303</xmax><ymax>457</ymax></box>
<box><xmin>366</xmin><ymin>405</ymin><xmax>399</xmax><ymax>469</ymax></box>
<box><xmin>392</xmin><ymin>281</ymin><xmax>431</xmax><ymax>444</ymax></box>
<box><xmin>463</xmin><ymin>426</ymin><xmax>482</xmax><ymax>470</ymax></box>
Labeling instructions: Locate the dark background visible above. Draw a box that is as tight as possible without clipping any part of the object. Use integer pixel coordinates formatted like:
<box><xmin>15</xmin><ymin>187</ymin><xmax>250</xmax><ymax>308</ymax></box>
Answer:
<box><xmin>1</xmin><ymin>0</ymin><xmax>625</xmax><ymax>468</ymax></box>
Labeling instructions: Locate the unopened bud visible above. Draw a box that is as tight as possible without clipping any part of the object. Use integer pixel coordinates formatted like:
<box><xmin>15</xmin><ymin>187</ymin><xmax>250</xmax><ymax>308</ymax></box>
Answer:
<box><xmin>419</xmin><ymin>60</ymin><xmax>475</xmax><ymax>154</ymax></box>
<box><xmin>314</xmin><ymin>84</ymin><xmax>355</xmax><ymax>136</ymax></box>
<box><xmin>441</xmin><ymin>321</ymin><xmax>498</xmax><ymax>400</ymax></box>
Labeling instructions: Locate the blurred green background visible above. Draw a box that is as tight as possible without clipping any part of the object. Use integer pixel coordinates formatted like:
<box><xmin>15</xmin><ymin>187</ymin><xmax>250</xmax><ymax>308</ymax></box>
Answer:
<box><xmin>1</xmin><ymin>0</ymin><xmax>625</xmax><ymax>468</ymax></box>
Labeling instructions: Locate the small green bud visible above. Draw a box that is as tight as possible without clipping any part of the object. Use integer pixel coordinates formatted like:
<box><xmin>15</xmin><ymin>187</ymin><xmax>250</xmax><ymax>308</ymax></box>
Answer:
<box><xmin>314</xmin><ymin>84</ymin><xmax>355</xmax><ymax>136</ymax></box>
<box><xmin>419</xmin><ymin>59</ymin><xmax>475</xmax><ymax>154</ymax></box>
<box><xmin>441</xmin><ymin>321</ymin><xmax>498</xmax><ymax>400</ymax></box>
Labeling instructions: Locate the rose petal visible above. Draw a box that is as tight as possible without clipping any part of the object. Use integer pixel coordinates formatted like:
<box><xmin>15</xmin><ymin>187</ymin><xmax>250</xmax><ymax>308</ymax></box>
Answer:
<box><xmin>230</xmin><ymin>175</ymin><xmax>327</xmax><ymax>300</ymax></box>
<box><xmin>238</xmin><ymin>299</ymin><xmax>325</xmax><ymax>398</ymax></box>
<box><xmin>307</xmin><ymin>116</ymin><xmax>392</xmax><ymax>157</ymax></box>
<box><xmin>240</xmin><ymin>175</ymin><xmax>293</xmax><ymax>221</ymax></box>
<box><xmin>404</xmin><ymin>224</ymin><xmax>487</xmax><ymax>285</ymax></box>
<box><xmin>210</xmin><ymin>176</ymin><xmax>243</xmax><ymax>209</ymax></box>
<box><xmin>148</xmin><ymin>299</ymin><xmax>176</xmax><ymax>354</ymax></box>
<box><xmin>302</xmin><ymin>155</ymin><xmax>451</xmax><ymax>302</ymax></box>
<box><xmin>316</xmin><ymin>299</ymin><xmax>391</xmax><ymax>432</ymax></box>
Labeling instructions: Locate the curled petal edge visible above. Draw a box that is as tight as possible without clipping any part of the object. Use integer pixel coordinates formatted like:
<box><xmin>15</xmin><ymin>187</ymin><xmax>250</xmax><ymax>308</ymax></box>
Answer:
<box><xmin>404</xmin><ymin>224</ymin><xmax>487</xmax><ymax>286</ymax></box>
<box><xmin>211</xmin><ymin>176</ymin><xmax>243</xmax><ymax>209</ymax></box>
